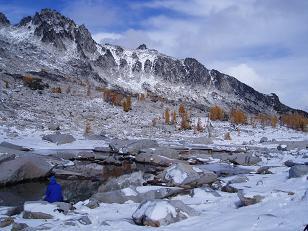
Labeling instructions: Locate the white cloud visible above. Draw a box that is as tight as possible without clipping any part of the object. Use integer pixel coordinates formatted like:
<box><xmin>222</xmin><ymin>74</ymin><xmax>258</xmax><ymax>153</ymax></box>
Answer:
<box><xmin>92</xmin><ymin>32</ymin><xmax>122</xmax><ymax>44</ymax></box>
<box><xmin>225</xmin><ymin>63</ymin><xmax>268</xmax><ymax>93</ymax></box>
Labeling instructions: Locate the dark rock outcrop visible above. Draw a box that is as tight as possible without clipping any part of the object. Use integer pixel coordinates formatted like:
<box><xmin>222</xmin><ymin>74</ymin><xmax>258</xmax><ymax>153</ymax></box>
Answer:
<box><xmin>137</xmin><ymin>44</ymin><xmax>147</xmax><ymax>50</ymax></box>
<box><xmin>0</xmin><ymin>12</ymin><xmax>10</xmax><ymax>26</ymax></box>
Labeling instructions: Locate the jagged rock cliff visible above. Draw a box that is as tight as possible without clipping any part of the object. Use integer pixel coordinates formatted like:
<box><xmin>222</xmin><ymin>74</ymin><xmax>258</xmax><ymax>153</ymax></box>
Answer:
<box><xmin>0</xmin><ymin>9</ymin><xmax>306</xmax><ymax>116</ymax></box>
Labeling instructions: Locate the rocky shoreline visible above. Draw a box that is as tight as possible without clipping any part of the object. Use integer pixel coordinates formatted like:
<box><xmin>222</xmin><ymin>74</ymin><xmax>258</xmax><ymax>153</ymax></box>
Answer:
<box><xmin>0</xmin><ymin>135</ymin><xmax>307</xmax><ymax>229</ymax></box>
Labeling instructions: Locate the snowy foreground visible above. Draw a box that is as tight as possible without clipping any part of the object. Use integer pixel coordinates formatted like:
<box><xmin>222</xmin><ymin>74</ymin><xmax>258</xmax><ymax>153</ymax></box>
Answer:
<box><xmin>0</xmin><ymin>122</ymin><xmax>308</xmax><ymax>231</ymax></box>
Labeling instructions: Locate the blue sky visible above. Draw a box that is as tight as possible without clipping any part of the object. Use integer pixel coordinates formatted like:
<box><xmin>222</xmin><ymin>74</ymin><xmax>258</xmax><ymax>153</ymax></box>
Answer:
<box><xmin>1</xmin><ymin>0</ymin><xmax>308</xmax><ymax>111</ymax></box>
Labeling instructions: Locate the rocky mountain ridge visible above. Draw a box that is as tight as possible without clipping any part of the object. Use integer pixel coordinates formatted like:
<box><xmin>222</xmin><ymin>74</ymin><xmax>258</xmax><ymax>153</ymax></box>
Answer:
<box><xmin>0</xmin><ymin>9</ymin><xmax>306</xmax><ymax>116</ymax></box>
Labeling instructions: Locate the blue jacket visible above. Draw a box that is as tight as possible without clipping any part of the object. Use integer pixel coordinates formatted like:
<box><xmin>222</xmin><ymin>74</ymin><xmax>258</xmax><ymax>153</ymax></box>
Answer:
<box><xmin>44</xmin><ymin>176</ymin><xmax>63</xmax><ymax>203</ymax></box>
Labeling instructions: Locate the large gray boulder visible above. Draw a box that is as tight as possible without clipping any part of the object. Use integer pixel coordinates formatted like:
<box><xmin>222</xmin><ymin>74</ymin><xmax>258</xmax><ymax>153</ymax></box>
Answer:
<box><xmin>212</xmin><ymin>152</ymin><xmax>261</xmax><ymax>166</ymax></box>
<box><xmin>92</xmin><ymin>186</ymin><xmax>183</xmax><ymax>204</ymax></box>
<box><xmin>109</xmin><ymin>139</ymin><xmax>158</xmax><ymax>155</ymax></box>
<box><xmin>23</xmin><ymin>201</ymin><xmax>72</xmax><ymax>219</ymax></box>
<box><xmin>0</xmin><ymin>153</ymin><xmax>15</xmax><ymax>164</ymax></box>
<box><xmin>98</xmin><ymin>171</ymin><xmax>145</xmax><ymax>192</ymax></box>
<box><xmin>199</xmin><ymin>163</ymin><xmax>253</xmax><ymax>176</ymax></box>
<box><xmin>0</xmin><ymin>206</ymin><xmax>23</xmax><ymax>216</ymax></box>
<box><xmin>237</xmin><ymin>191</ymin><xmax>263</xmax><ymax>206</ymax></box>
<box><xmin>259</xmin><ymin>137</ymin><xmax>268</xmax><ymax>143</ymax></box>
<box><xmin>0</xmin><ymin>155</ymin><xmax>53</xmax><ymax>185</ymax></box>
<box><xmin>0</xmin><ymin>141</ymin><xmax>32</xmax><ymax>151</ymax></box>
<box><xmin>132</xmin><ymin>199</ymin><xmax>199</xmax><ymax>227</ymax></box>
<box><xmin>135</xmin><ymin>149</ymin><xmax>179</xmax><ymax>167</ymax></box>
<box><xmin>42</xmin><ymin>133</ymin><xmax>76</xmax><ymax>145</ymax></box>
<box><xmin>11</xmin><ymin>222</ymin><xmax>29</xmax><ymax>231</ymax></box>
<box><xmin>289</xmin><ymin>164</ymin><xmax>308</xmax><ymax>178</ymax></box>
<box><xmin>162</xmin><ymin>163</ymin><xmax>217</xmax><ymax>187</ymax></box>
<box><xmin>0</xmin><ymin>217</ymin><xmax>14</xmax><ymax>228</ymax></box>
<box><xmin>228</xmin><ymin>176</ymin><xmax>249</xmax><ymax>184</ymax></box>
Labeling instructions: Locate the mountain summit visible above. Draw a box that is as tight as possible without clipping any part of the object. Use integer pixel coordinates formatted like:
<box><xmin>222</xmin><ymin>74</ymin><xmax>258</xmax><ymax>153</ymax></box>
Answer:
<box><xmin>0</xmin><ymin>9</ymin><xmax>306</xmax><ymax>116</ymax></box>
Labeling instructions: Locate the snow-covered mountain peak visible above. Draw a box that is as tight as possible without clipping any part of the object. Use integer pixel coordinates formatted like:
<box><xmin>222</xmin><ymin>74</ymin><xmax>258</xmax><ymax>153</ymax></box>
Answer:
<box><xmin>0</xmin><ymin>8</ymin><xmax>306</xmax><ymax>116</ymax></box>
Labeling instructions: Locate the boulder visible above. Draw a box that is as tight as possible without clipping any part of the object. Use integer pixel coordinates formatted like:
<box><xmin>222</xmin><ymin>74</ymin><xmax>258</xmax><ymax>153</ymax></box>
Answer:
<box><xmin>98</xmin><ymin>171</ymin><xmax>145</xmax><ymax>192</ymax></box>
<box><xmin>256</xmin><ymin>166</ymin><xmax>273</xmax><ymax>174</ymax></box>
<box><xmin>277</xmin><ymin>144</ymin><xmax>287</xmax><ymax>151</ymax></box>
<box><xmin>237</xmin><ymin>191</ymin><xmax>263</xmax><ymax>206</ymax></box>
<box><xmin>23</xmin><ymin>201</ymin><xmax>71</xmax><ymax>219</ymax></box>
<box><xmin>200</xmin><ymin>163</ymin><xmax>253</xmax><ymax>177</ymax></box>
<box><xmin>228</xmin><ymin>176</ymin><xmax>249</xmax><ymax>184</ymax></box>
<box><xmin>0</xmin><ymin>217</ymin><xmax>14</xmax><ymax>228</ymax></box>
<box><xmin>259</xmin><ymin>137</ymin><xmax>268</xmax><ymax>143</ymax></box>
<box><xmin>85</xmin><ymin>199</ymin><xmax>99</xmax><ymax>209</ymax></box>
<box><xmin>0</xmin><ymin>155</ymin><xmax>53</xmax><ymax>185</ymax></box>
<box><xmin>289</xmin><ymin>164</ymin><xmax>308</xmax><ymax>178</ymax></box>
<box><xmin>11</xmin><ymin>222</ymin><xmax>29</xmax><ymax>231</ymax></box>
<box><xmin>221</xmin><ymin>184</ymin><xmax>239</xmax><ymax>193</ymax></box>
<box><xmin>93</xmin><ymin>146</ymin><xmax>112</xmax><ymax>153</ymax></box>
<box><xmin>42</xmin><ymin>133</ymin><xmax>76</xmax><ymax>145</ymax></box>
<box><xmin>132</xmin><ymin>199</ymin><xmax>199</xmax><ymax>227</ymax></box>
<box><xmin>284</xmin><ymin>160</ymin><xmax>305</xmax><ymax>167</ymax></box>
<box><xmin>0</xmin><ymin>153</ymin><xmax>15</xmax><ymax>164</ymax></box>
<box><xmin>54</xmin><ymin>202</ymin><xmax>73</xmax><ymax>215</ymax></box>
<box><xmin>109</xmin><ymin>139</ymin><xmax>158</xmax><ymax>155</ymax></box>
<box><xmin>162</xmin><ymin>163</ymin><xmax>217</xmax><ymax>187</ymax></box>
<box><xmin>229</xmin><ymin>153</ymin><xmax>261</xmax><ymax>166</ymax></box>
<box><xmin>0</xmin><ymin>141</ymin><xmax>32</xmax><ymax>151</ymax></box>
<box><xmin>47</xmin><ymin>123</ymin><xmax>60</xmax><ymax>131</ymax></box>
<box><xmin>92</xmin><ymin>186</ymin><xmax>183</xmax><ymax>204</ymax></box>
<box><xmin>135</xmin><ymin>152</ymin><xmax>176</xmax><ymax>167</ymax></box>
<box><xmin>212</xmin><ymin>152</ymin><xmax>261</xmax><ymax>166</ymax></box>
<box><xmin>0</xmin><ymin>205</ymin><xmax>23</xmax><ymax>216</ymax></box>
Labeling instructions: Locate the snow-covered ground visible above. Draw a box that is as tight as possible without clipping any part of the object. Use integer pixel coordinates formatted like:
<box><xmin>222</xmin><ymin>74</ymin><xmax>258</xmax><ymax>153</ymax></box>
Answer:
<box><xmin>0</xmin><ymin>81</ymin><xmax>307</xmax><ymax>230</ymax></box>
<box><xmin>3</xmin><ymin>159</ymin><xmax>307</xmax><ymax>231</ymax></box>
<box><xmin>0</xmin><ymin>117</ymin><xmax>307</xmax><ymax>230</ymax></box>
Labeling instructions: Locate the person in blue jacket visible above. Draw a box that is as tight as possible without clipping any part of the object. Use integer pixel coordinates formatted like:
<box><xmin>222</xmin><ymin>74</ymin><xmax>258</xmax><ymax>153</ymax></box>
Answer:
<box><xmin>44</xmin><ymin>176</ymin><xmax>63</xmax><ymax>203</ymax></box>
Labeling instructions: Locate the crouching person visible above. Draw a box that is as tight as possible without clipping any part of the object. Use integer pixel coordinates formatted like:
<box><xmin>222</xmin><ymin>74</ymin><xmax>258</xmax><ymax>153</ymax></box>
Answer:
<box><xmin>44</xmin><ymin>176</ymin><xmax>63</xmax><ymax>203</ymax></box>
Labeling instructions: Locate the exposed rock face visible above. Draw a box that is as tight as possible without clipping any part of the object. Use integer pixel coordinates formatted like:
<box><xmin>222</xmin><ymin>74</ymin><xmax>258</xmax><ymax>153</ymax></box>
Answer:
<box><xmin>30</xmin><ymin>8</ymin><xmax>97</xmax><ymax>53</ymax></box>
<box><xmin>132</xmin><ymin>199</ymin><xmax>199</xmax><ymax>227</ymax></box>
<box><xmin>0</xmin><ymin>12</ymin><xmax>10</xmax><ymax>26</ymax></box>
<box><xmin>137</xmin><ymin>44</ymin><xmax>147</xmax><ymax>50</ymax></box>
